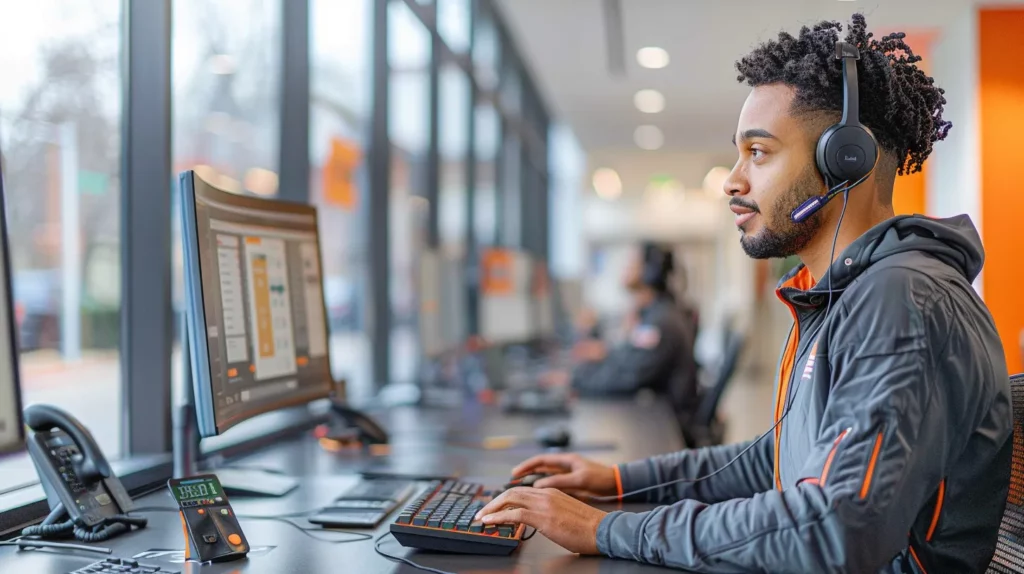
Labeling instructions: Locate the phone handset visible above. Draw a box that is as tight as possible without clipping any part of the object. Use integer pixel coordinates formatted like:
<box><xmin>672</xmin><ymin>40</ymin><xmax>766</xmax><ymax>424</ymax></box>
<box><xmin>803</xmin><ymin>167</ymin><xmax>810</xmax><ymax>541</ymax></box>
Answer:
<box><xmin>23</xmin><ymin>404</ymin><xmax>146</xmax><ymax>542</ymax></box>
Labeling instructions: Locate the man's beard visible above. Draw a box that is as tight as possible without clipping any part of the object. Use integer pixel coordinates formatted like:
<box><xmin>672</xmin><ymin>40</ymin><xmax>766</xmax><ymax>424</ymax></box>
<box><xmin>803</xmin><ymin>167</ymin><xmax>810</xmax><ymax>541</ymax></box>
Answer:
<box><xmin>739</xmin><ymin>166</ymin><xmax>826</xmax><ymax>260</ymax></box>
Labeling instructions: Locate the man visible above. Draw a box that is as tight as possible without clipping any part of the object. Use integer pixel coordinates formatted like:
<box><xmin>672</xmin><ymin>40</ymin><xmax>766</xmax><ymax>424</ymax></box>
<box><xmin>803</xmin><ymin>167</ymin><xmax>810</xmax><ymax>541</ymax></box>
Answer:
<box><xmin>476</xmin><ymin>14</ymin><xmax>1012</xmax><ymax>573</ymax></box>
<box><xmin>554</xmin><ymin>242</ymin><xmax>700</xmax><ymax>420</ymax></box>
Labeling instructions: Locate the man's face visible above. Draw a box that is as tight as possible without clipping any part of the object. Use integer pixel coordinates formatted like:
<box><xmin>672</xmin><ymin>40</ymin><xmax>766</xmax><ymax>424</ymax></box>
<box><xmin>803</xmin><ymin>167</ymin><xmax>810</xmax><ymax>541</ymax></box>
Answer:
<box><xmin>723</xmin><ymin>85</ymin><xmax>828</xmax><ymax>259</ymax></box>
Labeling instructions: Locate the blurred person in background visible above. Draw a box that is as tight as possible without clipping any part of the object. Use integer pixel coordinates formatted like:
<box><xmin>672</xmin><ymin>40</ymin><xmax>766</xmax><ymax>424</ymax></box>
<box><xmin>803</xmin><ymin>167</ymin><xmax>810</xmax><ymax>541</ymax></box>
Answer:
<box><xmin>548</xmin><ymin>242</ymin><xmax>700</xmax><ymax>421</ymax></box>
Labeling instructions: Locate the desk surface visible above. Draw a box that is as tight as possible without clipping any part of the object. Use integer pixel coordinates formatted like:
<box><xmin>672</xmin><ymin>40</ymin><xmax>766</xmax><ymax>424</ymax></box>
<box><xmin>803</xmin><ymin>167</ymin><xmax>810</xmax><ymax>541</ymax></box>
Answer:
<box><xmin>0</xmin><ymin>398</ymin><xmax>684</xmax><ymax>574</ymax></box>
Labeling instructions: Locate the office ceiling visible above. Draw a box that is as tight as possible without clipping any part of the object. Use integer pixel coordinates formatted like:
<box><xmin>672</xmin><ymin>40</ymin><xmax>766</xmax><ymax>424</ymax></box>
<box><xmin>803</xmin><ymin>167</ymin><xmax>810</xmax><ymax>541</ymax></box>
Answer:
<box><xmin>495</xmin><ymin>0</ymin><xmax>974</xmax><ymax>155</ymax></box>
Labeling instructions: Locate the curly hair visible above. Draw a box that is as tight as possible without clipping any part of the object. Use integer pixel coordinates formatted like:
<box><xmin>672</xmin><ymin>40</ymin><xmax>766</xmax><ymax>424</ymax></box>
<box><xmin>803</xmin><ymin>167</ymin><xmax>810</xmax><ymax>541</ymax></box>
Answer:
<box><xmin>735</xmin><ymin>13</ymin><xmax>951</xmax><ymax>177</ymax></box>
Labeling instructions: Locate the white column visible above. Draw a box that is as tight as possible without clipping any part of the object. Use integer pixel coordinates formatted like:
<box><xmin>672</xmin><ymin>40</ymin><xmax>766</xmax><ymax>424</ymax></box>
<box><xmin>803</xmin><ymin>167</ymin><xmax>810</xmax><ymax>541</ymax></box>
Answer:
<box><xmin>929</xmin><ymin>5</ymin><xmax>981</xmax><ymax>293</ymax></box>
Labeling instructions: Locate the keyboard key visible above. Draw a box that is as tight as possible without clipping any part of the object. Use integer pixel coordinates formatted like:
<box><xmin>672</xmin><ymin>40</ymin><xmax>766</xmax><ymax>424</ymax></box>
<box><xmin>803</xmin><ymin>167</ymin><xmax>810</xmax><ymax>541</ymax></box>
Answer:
<box><xmin>469</xmin><ymin>521</ymin><xmax>484</xmax><ymax>533</ymax></box>
<box><xmin>396</xmin><ymin>514</ymin><xmax>413</xmax><ymax>524</ymax></box>
<box><xmin>498</xmin><ymin>525</ymin><xmax>514</xmax><ymax>537</ymax></box>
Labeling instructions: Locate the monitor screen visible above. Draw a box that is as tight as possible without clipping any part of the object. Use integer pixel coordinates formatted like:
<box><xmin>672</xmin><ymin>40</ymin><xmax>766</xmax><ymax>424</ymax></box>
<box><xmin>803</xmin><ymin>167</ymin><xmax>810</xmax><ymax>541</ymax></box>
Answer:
<box><xmin>479</xmin><ymin>248</ymin><xmax>534</xmax><ymax>344</ymax></box>
<box><xmin>417</xmin><ymin>249</ymin><xmax>444</xmax><ymax>358</ymax></box>
<box><xmin>0</xmin><ymin>163</ymin><xmax>23</xmax><ymax>455</ymax></box>
<box><xmin>179</xmin><ymin>171</ymin><xmax>334</xmax><ymax>437</ymax></box>
<box><xmin>0</xmin><ymin>163</ymin><xmax>22</xmax><ymax>454</ymax></box>
<box><xmin>531</xmin><ymin>261</ymin><xmax>555</xmax><ymax>338</ymax></box>
<box><xmin>439</xmin><ymin>254</ymin><xmax>467</xmax><ymax>352</ymax></box>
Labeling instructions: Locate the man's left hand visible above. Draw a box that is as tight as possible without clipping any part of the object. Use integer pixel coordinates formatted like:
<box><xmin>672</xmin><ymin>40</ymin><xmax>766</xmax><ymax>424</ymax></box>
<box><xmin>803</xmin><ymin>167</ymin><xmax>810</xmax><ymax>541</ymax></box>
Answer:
<box><xmin>475</xmin><ymin>487</ymin><xmax>606</xmax><ymax>555</ymax></box>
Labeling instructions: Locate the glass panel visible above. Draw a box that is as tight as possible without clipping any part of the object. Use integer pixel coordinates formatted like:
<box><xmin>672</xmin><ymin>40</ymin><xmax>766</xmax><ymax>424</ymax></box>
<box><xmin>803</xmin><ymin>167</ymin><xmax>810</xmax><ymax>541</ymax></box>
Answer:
<box><xmin>472</xmin><ymin>4</ymin><xmax>500</xmax><ymax>91</ymax></box>
<box><xmin>388</xmin><ymin>0</ymin><xmax>431</xmax><ymax>384</ymax></box>
<box><xmin>500</xmin><ymin>59</ymin><xmax>521</xmax><ymax>117</ymax></box>
<box><xmin>473</xmin><ymin>101</ymin><xmax>499</xmax><ymax>247</ymax></box>
<box><xmin>171</xmin><ymin>0</ymin><xmax>282</xmax><ymax>404</ymax></box>
<box><xmin>437</xmin><ymin>0</ymin><xmax>470</xmax><ymax>54</ymax></box>
<box><xmin>310</xmin><ymin>0</ymin><xmax>374</xmax><ymax>401</ymax></box>
<box><xmin>0</xmin><ymin>0</ymin><xmax>123</xmax><ymax>492</ymax></box>
<box><xmin>438</xmin><ymin>63</ymin><xmax>470</xmax><ymax>257</ymax></box>
<box><xmin>501</xmin><ymin>131</ymin><xmax>521</xmax><ymax>246</ymax></box>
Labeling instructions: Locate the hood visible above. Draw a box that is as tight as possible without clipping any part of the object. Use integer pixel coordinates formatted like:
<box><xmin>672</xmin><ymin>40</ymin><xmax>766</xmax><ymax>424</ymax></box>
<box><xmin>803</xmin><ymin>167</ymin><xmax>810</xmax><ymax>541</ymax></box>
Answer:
<box><xmin>778</xmin><ymin>214</ymin><xmax>985</xmax><ymax>298</ymax></box>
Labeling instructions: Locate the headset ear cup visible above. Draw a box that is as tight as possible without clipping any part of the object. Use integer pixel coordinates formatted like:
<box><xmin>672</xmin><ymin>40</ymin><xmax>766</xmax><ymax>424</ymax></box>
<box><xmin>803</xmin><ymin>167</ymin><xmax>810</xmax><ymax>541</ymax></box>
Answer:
<box><xmin>815</xmin><ymin>124</ymin><xmax>842</xmax><ymax>184</ymax></box>
<box><xmin>819</xmin><ymin>125</ymin><xmax>878</xmax><ymax>183</ymax></box>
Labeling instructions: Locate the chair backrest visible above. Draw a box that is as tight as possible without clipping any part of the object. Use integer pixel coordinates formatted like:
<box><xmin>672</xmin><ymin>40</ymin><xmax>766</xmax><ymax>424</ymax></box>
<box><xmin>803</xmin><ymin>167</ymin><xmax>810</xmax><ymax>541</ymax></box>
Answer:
<box><xmin>987</xmin><ymin>373</ymin><xmax>1024</xmax><ymax>573</ymax></box>
<box><xmin>693</xmin><ymin>330</ymin><xmax>745</xmax><ymax>427</ymax></box>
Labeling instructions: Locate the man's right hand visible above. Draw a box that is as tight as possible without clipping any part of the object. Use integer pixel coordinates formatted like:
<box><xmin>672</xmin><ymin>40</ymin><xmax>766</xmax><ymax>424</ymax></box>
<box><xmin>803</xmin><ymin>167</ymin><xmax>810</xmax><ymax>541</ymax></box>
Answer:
<box><xmin>511</xmin><ymin>453</ymin><xmax>618</xmax><ymax>498</ymax></box>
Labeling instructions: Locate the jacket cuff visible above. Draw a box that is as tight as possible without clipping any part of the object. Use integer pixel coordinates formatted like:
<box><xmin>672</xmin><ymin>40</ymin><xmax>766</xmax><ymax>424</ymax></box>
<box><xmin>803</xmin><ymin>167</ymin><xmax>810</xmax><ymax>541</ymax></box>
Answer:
<box><xmin>618</xmin><ymin>460</ymin><xmax>656</xmax><ymax>502</ymax></box>
<box><xmin>596</xmin><ymin>511</ymin><xmax>623</xmax><ymax>557</ymax></box>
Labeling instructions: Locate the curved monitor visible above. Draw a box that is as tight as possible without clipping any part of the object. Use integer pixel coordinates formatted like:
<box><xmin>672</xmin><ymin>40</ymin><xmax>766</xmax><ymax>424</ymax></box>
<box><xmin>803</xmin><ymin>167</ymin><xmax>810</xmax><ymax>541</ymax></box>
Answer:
<box><xmin>179</xmin><ymin>171</ymin><xmax>333</xmax><ymax>437</ymax></box>
<box><xmin>0</xmin><ymin>158</ymin><xmax>24</xmax><ymax>455</ymax></box>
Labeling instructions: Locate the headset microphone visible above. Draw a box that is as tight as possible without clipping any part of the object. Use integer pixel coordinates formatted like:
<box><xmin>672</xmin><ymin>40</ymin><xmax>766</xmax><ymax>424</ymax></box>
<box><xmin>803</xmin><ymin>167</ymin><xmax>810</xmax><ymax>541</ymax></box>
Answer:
<box><xmin>790</xmin><ymin>41</ymin><xmax>878</xmax><ymax>223</ymax></box>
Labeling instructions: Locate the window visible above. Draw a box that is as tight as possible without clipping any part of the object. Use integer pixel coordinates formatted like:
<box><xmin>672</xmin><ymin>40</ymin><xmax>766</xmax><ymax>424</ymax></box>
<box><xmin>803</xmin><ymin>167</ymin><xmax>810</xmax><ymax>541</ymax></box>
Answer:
<box><xmin>310</xmin><ymin>0</ymin><xmax>374</xmax><ymax>400</ymax></box>
<box><xmin>171</xmin><ymin>0</ymin><xmax>282</xmax><ymax>402</ymax></box>
<box><xmin>388</xmin><ymin>0</ymin><xmax>431</xmax><ymax>383</ymax></box>
<box><xmin>474</xmin><ymin>101</ymin><xmax>500</xmax><ymax>247</ymax></box>
<box><xmin>437</xmin><ymin>0</ymin><xmax>471</xmax><ymax>54</ymax></box>
<box><xmin>438</xmin><ymin>62</ymin><xmax>470</xmax><ymax>257</ymax></box>
<box><xmin>472</xmin><ymin>3</ymin><xmax>500</xmax><ymax>91</ymax></box>
<box><xmin>0</xmin><ymin>0</ymin><xmax>123</xmax><ymax>492</ymax></box>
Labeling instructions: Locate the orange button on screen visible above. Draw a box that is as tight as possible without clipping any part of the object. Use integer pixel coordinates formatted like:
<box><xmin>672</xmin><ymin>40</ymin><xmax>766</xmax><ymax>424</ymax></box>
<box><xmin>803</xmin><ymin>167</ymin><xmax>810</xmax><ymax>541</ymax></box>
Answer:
<box><xmin>228</xmin><ymin>534</ymin><xmax>243</xmax><ymax>546</ymax></box>
<box><xmin>197</xmin><ymin>509</ymin><xmax>205</xmax><ymax>515</ymax></box>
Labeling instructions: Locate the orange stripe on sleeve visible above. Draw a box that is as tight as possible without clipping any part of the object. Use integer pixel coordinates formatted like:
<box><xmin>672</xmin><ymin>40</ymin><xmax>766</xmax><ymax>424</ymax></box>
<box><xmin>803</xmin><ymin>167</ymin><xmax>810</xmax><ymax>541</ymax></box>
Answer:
<box><xmin>909</xmin><ymin>545</ymin><xmax>928</xmax><ymax>573</ymax></box>
<box><xmin>819</xmin><ymin>429</ymin><xmax>850</xmax><ymax>486</ymax></box>
<box><xmin>613</xmin><ymin>465</ymin><xmax>623</xmax><ymax>501</ymax></box>
<box><xmin>860</xmin><ymin>432</ymin><xmax>885</xmax><ymax>499</ymax></box>
<box><xmin>926</xmin><ymin>480</ymin><xmax>946</xmax><ymax>541</ymax></box>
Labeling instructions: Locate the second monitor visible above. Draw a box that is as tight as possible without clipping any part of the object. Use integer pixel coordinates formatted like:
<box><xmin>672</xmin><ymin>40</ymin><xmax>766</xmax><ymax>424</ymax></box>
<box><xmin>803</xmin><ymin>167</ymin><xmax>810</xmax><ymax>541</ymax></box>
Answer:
<box><xmin>179</xmin><ymin>170</ymin><xmax>335</xmax><ymax>438</ymax></box>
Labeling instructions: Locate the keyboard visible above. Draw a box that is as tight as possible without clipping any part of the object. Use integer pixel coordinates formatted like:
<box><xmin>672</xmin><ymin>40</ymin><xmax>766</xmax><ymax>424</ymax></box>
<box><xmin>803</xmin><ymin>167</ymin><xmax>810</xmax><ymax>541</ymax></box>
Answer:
<box><xmin>69</xmin><ymin>557</ymin><xmax>179</xmax><ymax>573</ymax></box>
<box><xmin>307</xmin><ymin>478</ymin><xmax>416</xmax><ymax>528</ymax></box>
<box><xmin>389</xmin><ymin>480</ymin><xmax>524</xmax><ymax>555</ymax></box>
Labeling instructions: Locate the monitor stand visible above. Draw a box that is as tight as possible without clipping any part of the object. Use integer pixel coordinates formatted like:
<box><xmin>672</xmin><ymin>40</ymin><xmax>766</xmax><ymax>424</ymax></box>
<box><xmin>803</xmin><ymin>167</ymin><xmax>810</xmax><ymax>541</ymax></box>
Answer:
<box><xmin>173</xmin><ymin>314</ymin><xmax>299</xmax><ymax>498</ymax></box>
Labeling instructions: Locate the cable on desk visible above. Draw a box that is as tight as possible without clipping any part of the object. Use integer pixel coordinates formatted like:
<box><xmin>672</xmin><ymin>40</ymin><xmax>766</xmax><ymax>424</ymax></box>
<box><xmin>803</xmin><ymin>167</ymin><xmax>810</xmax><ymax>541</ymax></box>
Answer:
<box><xmin>238</xmin><ymin>515</ymin><xmax>372</xmax><ymax>544</ymax></box>
<box><xmin>522</xmin><ymin>526</ymin><xmax>538</xmax><ymax>540</ymax></box>
<box><xmin>130</xmin><ymin>506</ymin><xmax>373</xmax><ymax>544</ymax></box>
<box><xmin>374</xmin><ymin>532</ymin><xmax>457</xmax><ymax>574</ymax></box>
<box><xmin>0</xmin><ymin>537</ymin><xmax>112</xmax><ymax>555</ymax></box>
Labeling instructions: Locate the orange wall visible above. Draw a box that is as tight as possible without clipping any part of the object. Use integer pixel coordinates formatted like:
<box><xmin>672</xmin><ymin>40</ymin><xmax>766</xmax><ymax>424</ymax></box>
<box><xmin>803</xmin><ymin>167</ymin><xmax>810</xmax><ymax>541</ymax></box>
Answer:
<box><xmin>980</xmin><ymin>9</ymin><xmax>1024</xmax><ymax>374</ymax></box>
<box><xmin>892</xmin><ymin>169</ymin><xmax>926</xmax><ymax>216</ymax></box>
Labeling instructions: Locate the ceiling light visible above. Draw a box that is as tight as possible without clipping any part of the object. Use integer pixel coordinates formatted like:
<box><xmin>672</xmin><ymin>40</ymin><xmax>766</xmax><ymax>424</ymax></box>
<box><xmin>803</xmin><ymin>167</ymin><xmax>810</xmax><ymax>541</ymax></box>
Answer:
<box><xmin>636</xmin><ymin>47</ymin><xmax>669</xmax><ymax>69</ymax></box>
<box><xmin>703</xmin><ymin>166</ymin><xmax>731</xmax><ymax>198</ymax></box>
<box><xmin>592</xmin><ymin>168</ymin><xmax>622</xmax><ymax>199</ymax></box>
<box><xmin>634</xmin><ymin>89</ymin><xmax>665</xmax><ymax>114</ymax></box>
<box><xmin>634</xmin><ymin>125</ymin><xmax>664</xmax><ymax>150</ymax></box>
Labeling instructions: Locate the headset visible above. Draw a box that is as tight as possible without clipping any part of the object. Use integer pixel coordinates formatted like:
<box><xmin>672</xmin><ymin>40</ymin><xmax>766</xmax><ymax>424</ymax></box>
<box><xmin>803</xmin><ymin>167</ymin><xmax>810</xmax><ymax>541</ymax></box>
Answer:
<box><xmin>640</xmin><ymin>242</ymin><xmax>674</xmax><ymax>291</ymax></box>
<box><xmin>791</xmin><ymin>41</ymin><xmax>878</xmax><ymax>223</ymax></box>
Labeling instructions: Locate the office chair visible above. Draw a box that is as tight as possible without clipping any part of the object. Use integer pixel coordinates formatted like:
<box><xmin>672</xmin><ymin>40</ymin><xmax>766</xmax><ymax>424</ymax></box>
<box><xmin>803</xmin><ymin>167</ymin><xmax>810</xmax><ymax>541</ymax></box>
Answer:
<box><xmin>680</xmin><ymin>330</ymin><xmax>745</xmax><ymax>448</ymax></box>
<box><xmin>988</xmin><ymin>373</ymin><xmax>1024</xmax><ymax>573</ymax></box>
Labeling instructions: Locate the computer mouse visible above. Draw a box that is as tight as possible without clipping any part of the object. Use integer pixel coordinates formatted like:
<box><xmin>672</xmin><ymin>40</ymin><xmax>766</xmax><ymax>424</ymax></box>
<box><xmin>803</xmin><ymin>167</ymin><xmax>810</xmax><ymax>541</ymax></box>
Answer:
<box><xmin>501</xmin><ymin>473</ymin><xmax>551</xmax><ymax>491</ymax></box>
<box><xmin>535</xmin><ymin>424</ymin><xmax>572</xmax><ymax>448</ymax></box>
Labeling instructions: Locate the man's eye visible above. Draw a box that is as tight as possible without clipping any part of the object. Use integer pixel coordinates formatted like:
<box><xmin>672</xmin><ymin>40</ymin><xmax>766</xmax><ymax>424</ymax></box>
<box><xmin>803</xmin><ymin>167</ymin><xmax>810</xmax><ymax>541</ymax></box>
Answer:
<box><xmin>750</xmin><ymin>148</ymin><xmax>765</xmax><ymax>159</ymax></box>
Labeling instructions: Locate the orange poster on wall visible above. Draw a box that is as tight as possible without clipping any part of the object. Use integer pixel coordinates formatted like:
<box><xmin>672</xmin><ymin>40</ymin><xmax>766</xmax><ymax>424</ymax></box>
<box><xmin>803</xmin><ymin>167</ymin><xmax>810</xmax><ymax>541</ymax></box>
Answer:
<box><xmin>322</xmin><ymin>138</ymin><xmax>361</xmax><ymax>211</ymax></box>
<box><xmin>481</xmin><ymin>249</ymin><xmax>514</xmax><ymax>296</ymax></box>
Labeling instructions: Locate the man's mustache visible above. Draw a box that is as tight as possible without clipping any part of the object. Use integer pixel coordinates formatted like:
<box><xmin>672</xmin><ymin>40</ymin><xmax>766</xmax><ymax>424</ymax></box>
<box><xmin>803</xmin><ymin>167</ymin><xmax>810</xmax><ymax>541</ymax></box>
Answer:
<box><xmin>729</xmin><ymin>197</ymin><xmax>760</xmax><ymax>213</ymax></box>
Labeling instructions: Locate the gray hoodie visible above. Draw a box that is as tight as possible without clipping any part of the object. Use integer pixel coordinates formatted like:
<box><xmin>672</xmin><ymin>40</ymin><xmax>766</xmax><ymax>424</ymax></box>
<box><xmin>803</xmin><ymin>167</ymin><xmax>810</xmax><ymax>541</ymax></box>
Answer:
<box><xmin>597</xmin><ymin>215</ymin><xmax>1013</xmax><ymax>573</ymax></box>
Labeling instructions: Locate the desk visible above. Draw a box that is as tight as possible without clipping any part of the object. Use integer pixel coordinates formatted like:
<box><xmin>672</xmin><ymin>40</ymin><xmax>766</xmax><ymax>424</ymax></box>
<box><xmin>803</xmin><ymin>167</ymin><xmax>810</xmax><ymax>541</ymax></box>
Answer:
<box><xmin>0</xmin><ymin>398</ymin><xmax>684</xmax><ymax>573</ymax></box>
